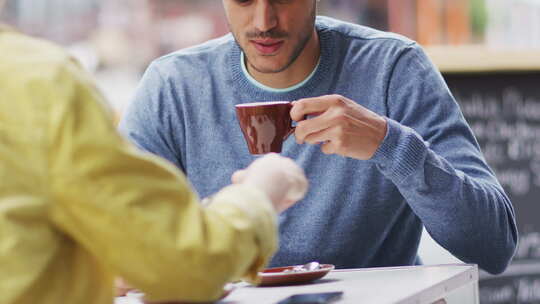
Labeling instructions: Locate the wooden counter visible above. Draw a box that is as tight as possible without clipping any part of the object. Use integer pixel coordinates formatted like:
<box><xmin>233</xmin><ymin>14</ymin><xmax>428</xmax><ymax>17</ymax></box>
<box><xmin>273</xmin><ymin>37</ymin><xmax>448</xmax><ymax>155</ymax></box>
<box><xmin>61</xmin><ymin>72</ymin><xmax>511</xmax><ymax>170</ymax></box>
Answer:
<box><xmin>424</xmin><ymin>45</ymin><xmax>540</xmax><ymax>73</ymax></box>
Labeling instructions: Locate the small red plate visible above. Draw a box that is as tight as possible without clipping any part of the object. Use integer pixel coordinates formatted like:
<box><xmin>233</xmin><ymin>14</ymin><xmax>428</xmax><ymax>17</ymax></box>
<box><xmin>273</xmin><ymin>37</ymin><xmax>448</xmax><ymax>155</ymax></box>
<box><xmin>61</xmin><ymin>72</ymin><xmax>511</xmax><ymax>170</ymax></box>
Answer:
<box><xmin>258</xmin><ymin>264</ymin><xmax>335</xmax><ymax>286</ymax></box>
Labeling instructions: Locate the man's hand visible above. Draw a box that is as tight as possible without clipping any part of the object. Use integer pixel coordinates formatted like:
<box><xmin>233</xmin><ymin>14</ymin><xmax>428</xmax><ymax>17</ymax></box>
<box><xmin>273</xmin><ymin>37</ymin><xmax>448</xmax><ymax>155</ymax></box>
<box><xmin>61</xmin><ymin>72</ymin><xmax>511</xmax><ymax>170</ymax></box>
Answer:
<box><xmin>290</xmin><ymin>94</ymin><xmax>388</xmax><ymax>160</ymax></box>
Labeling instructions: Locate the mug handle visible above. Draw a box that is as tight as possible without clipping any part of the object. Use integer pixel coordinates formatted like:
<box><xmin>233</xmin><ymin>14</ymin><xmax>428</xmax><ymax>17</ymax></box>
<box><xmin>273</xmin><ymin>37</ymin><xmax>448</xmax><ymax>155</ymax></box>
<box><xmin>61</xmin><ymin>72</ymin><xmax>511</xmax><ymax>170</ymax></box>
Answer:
<box><xmin>285</xmin><ymin>102</ymin><xmax>308</xmax><ymax>139</ymax></box>
<box><xmin>286</xmin><ymin>118</ymin><xmax>307</xmax><ymax>139</ymax></box>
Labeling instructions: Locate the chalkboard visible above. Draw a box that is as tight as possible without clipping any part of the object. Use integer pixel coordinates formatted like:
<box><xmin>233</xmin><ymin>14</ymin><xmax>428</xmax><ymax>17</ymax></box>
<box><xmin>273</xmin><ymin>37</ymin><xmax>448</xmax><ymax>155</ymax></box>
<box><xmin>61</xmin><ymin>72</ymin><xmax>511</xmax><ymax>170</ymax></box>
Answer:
<box><xmin>478</xmin><ymin>263</ymin><xmax>540</xmax><ymax>304</ymax></box>
<box><xmin>444</xmin><ymin>72</ymin><xmax>540</xmax><ymax>304</ymax></box>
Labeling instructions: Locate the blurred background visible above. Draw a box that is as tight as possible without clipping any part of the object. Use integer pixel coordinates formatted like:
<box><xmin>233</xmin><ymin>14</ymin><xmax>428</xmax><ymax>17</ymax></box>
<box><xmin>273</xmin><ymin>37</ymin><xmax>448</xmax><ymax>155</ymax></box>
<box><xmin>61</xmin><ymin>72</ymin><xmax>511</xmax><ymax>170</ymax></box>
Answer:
<box><xmin>2</xmin><ymin>0</ymin><xmax>539</xmax><ymax>113</ymax></box>
<box><xmin>2</xmin><ymin>1</ymin><xmax>540</xmax><ymax>303</ymax></box>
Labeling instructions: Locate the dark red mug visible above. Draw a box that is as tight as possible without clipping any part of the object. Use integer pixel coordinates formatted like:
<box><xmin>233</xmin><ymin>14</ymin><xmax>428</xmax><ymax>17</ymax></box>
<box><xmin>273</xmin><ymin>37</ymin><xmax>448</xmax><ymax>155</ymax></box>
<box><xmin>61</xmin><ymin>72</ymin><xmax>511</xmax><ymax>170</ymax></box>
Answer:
<box><xmin>235</xmin><ymin>101</ymin><xmax>296</xmax><ymax>154</ymax></box>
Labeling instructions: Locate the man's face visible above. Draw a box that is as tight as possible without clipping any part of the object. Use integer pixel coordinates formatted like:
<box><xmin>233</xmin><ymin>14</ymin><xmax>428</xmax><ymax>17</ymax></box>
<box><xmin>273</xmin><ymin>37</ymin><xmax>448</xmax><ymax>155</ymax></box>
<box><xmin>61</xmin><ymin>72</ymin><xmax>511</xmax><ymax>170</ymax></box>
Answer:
<box><xmin>223</xmin><ymin>0</ymin><xmax>317</xmax><ymax>74</ymax></box>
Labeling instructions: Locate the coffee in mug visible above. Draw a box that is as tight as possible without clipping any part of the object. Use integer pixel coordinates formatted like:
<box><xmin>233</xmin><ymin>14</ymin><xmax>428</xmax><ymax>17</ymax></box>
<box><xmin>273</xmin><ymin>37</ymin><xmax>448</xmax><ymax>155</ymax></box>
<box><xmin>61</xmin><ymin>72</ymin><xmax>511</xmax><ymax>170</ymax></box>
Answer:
<box><xmin>235</xmin><ymin>101</ymin><xmax>296</xmax><ymax>154</ymax></box>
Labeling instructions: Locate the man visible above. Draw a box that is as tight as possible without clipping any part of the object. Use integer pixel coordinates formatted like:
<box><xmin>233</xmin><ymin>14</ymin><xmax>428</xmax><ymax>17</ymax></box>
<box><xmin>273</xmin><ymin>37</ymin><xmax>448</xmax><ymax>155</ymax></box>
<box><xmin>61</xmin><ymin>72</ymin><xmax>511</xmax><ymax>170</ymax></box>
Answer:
<box><xmin>120</xmin><ymin>0</ymin><xmax>518</xmax><ymax>275</ymax></box>
<box><xmin>0</xmin><ymin>20</ymin><xmax>308</xmax><ymax>304</ymax></box>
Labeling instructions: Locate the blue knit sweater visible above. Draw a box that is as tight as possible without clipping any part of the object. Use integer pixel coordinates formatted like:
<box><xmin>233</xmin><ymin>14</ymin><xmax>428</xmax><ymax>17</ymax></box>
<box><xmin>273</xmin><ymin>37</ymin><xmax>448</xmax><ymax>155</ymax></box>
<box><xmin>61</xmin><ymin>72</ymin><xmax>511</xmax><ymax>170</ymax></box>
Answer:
<box><xmin>119</xmin><ymin>16</ymin><xmax>518</xmax><ymax>274</ymax></box>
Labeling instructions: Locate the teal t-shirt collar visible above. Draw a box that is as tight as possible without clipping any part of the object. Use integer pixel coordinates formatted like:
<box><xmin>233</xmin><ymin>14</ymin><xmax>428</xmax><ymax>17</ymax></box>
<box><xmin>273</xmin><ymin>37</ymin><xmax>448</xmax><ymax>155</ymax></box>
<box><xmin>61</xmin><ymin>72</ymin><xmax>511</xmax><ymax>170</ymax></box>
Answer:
<box><xmin>240</xmin><ymin>52</ymin><xmax>321</xmax><ymax>93</ymax></box>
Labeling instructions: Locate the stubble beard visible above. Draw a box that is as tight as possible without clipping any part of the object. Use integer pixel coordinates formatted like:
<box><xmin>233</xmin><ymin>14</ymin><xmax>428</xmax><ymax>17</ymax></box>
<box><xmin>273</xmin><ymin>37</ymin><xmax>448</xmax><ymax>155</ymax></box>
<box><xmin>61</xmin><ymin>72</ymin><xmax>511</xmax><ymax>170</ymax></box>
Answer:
<box><xmin>230</xmin><ymin>4</ymin><xmax>317</xmax><ymax>74</ymax></box>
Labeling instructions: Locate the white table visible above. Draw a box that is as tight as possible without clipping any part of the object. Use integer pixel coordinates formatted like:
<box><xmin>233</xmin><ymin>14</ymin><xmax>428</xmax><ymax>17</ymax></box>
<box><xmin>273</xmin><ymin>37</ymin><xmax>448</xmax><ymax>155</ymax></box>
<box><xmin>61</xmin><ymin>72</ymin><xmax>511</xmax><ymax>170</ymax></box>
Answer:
<box><xmin>117</xmin><ymin>264</ymin><xmax>478</xmax><ymax>304</ymax></box>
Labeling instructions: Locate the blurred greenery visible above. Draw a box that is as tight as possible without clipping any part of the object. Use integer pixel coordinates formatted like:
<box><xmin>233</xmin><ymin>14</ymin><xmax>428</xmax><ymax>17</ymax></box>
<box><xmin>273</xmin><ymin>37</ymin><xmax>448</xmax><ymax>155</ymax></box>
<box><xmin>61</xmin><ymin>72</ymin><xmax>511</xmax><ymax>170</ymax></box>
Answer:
<box><xmin>470</xmin><ymin>0</ymin><xmax>488</xmax><ymax>41</ymax></box>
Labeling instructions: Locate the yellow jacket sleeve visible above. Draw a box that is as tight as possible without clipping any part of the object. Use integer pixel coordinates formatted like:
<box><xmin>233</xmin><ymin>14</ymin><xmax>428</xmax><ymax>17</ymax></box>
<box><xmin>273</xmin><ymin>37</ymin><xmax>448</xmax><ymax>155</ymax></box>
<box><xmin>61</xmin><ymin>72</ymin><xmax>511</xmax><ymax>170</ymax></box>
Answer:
<box><xmin>47</xmin><ymin>62</ymin><xmax>277</xmax><ymax>302</ymax></box>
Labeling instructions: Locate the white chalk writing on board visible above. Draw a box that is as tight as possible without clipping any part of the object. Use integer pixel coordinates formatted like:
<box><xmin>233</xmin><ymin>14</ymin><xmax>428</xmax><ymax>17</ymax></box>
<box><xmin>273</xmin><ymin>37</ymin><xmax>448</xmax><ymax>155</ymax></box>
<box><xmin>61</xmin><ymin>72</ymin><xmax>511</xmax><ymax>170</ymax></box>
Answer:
<box><xmin>517</xmin><ymin>277</ymin><xmax>540</xmax><ymax>302</ymax></box>
<box><xmin>480</xmin><ymin>277</ymin><xmax>540</xmax><ymax>303</ymax></box>
<box><xmin>516</xmin><ymin>232</ymin><xmax>540</xmax><ymax>259</ymax></box>
<box><xmin>455</xmin><ymin>87</ymin><xmax>540</xmax><ymax>197</ymax></box>
<box><xmin>480</xmin><ymin>285</ymin><xmax>514</xmax><ymax>303</ymax></box>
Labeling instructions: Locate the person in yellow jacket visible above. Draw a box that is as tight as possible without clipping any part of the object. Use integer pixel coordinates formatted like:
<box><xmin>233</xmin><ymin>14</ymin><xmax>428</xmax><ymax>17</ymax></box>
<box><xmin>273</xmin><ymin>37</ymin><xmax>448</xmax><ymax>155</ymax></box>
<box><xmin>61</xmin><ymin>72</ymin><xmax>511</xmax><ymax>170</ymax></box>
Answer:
<box><xmin>0</xmin><ymin>23</ymin><xmax>308</xmax><ymax>304</ymax></box>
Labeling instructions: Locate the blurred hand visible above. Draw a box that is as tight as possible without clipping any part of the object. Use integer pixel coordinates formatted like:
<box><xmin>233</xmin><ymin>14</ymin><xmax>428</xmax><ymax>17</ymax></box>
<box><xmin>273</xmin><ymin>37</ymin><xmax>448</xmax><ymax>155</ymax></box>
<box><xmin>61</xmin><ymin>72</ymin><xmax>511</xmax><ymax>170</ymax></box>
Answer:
<box><xmin>115</xmin><ymin>277</ymin><xmax>135</xmax><ymax>297</ymax></box>
<box><xmin>290</xmin><ymin>94</ymin><xmax>387</xmax><ymax>160</ymax></box>
<box><xmin>232</xmin><ymin>153</ymin><xmax>308</xmax><ymax>213</ymax></box>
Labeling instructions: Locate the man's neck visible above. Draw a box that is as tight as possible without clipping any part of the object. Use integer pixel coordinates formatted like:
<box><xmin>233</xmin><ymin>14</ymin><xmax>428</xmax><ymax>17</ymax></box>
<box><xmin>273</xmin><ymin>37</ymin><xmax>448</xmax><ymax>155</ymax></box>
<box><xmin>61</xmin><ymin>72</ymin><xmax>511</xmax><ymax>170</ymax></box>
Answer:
<box><xmin>246</xmin><ymin>29</ymin><xmax>320</xmax><ymax>89</ymax></box>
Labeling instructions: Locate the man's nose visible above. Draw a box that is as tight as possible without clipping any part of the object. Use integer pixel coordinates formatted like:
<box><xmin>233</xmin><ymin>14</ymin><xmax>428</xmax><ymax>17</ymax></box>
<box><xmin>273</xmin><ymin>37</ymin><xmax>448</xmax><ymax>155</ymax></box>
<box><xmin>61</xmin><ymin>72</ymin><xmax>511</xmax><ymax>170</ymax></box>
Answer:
<box><xmin>253</xmin><ymin>1</ymin><xmax>278</xmax><ymax>33</ymax></box>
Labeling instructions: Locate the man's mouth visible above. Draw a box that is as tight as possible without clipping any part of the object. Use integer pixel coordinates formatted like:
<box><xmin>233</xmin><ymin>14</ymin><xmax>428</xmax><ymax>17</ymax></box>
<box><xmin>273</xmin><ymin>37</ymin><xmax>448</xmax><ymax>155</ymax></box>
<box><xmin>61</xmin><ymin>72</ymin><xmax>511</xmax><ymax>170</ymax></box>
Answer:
<box><xmin>250</xmin><ymin>39</ymin><xmax>284</xmax><ymax>55</ymax></box>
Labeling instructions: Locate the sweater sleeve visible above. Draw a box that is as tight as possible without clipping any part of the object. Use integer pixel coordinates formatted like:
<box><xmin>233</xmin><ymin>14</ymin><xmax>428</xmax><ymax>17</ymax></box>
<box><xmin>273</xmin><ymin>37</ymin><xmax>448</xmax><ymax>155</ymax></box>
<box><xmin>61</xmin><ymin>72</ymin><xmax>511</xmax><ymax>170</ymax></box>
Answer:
<box><xmin>48</xmin><ymin>62</ymin><xmax>277</xmax><ymax>302</ymax></box>
<box><xmin>370</xmin><ymin>44</ymin><xmax>518</xmax><ymax>274</ymax></box>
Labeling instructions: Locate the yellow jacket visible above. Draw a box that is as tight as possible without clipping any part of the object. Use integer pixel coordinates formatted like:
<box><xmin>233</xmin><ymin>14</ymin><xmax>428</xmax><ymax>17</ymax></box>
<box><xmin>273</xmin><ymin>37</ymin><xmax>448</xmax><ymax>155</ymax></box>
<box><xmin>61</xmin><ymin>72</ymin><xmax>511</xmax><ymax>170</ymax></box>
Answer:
<box><xmin>0</xmin><ymin>26</ymin><xmax>277</xmax><ymax>304</ymax></box>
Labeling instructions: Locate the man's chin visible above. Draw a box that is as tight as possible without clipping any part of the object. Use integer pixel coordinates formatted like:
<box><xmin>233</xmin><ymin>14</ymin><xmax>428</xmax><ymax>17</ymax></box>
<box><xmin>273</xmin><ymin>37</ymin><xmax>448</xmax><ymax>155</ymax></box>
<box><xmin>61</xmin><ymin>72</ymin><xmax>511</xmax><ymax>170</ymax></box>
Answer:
<box><xmin>248</xmin><ymin>60</ymin><xmax>290</xmax><ymax>74</ymax></box>
<box><xmin>251</xmin><ymin>66</ymin><xmax>285</xmax><ymax>74</ymax></box>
